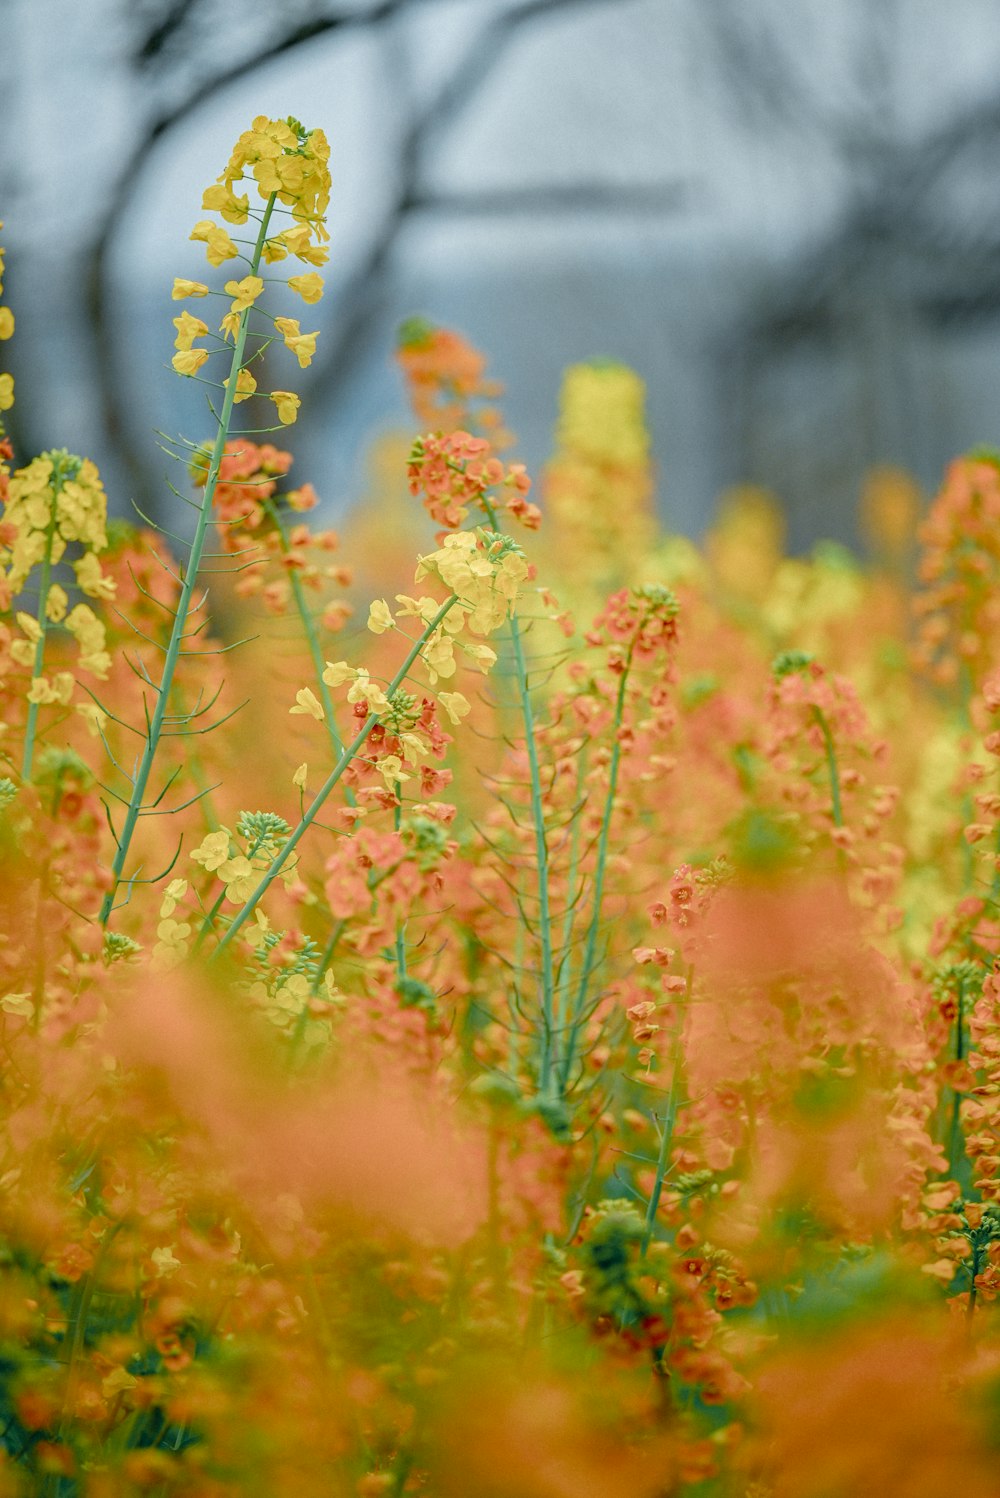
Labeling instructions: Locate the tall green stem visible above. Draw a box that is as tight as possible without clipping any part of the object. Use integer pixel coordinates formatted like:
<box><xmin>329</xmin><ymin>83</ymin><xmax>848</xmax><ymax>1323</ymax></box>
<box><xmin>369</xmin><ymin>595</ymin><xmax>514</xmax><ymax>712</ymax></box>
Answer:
<box><xmin>559</xmin><ymin>645</ymin><xmax>636</xmax><ymax>1093</ymax></box>
<box><xmin>481</xmin><ymin>499</ymin><xmax>556</xmax><ymax>1096</ymax></box>
<box><xmin>99</xmin><ymin>197</ymin><xmax>278</xmax><ymax>926</ymax></box>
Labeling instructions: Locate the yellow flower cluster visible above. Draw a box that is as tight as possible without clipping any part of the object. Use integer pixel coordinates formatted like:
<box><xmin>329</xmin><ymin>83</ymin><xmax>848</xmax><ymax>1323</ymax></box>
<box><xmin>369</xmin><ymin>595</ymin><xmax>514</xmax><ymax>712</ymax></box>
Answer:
<box><xmin>2</xmin><ymin>454</ymin><xmax>113</xmax><ymax>593</ymax></box>
<box><xmin>190</xmin><ymin>825</ymin><xmax>298</xmax><ymax>906</ymax></box>
<box><xmin>171</xmin><ymin>117</ymin><xmax>330</xmax><ymax>424</ymax></box>
<box><xmin>555</xmin><ymin>362</ymin><xmax>649</xmax><ymax>468</ymax></box>
<box><xmin>415</xmin><ymin>530</ymin><xmax>529</xmax><ymax>636</ymax></box>
<box><xmin>0</xmin><ymin>221</ymin><xmax>12</xmax><ymax>422</ymax></box>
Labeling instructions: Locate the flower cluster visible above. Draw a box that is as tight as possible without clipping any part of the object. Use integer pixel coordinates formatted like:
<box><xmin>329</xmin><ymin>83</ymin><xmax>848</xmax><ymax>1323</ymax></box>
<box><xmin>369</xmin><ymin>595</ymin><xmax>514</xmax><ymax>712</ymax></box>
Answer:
<box><xmin>171</xmin><ymin>116</ymin><xmax>330</xmax><ymax>424</ymax></box>
<box><xmin>407</xmin><ymin>430</ymin><xmax>536</xmax><ymax>531</ymax></box>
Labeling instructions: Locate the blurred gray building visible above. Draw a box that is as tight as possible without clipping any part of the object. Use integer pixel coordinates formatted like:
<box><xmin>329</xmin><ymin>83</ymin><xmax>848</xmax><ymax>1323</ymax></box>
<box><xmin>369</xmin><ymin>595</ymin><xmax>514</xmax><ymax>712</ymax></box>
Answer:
<box><xmin>4</xmin><ymin>0</ymin><xmax>1000</xmax><ymax>551</ymax></box>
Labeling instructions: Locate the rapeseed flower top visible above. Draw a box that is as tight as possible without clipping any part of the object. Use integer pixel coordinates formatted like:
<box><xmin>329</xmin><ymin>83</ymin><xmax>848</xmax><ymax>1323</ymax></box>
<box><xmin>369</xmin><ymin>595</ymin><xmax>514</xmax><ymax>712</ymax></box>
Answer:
<box><xmin>171</xmin><ymin>117</ymin><xmax>330</xmax><ymax>424</ymax></box>
<box><xmin>2</xmin><ymin>453</ymin><xmax>112</xmax><ymax>596</ymax></box>
<box><xmin>556</xmin><ymin>361</ymin><xmax>649</xmax><ymax>468</ymax></box>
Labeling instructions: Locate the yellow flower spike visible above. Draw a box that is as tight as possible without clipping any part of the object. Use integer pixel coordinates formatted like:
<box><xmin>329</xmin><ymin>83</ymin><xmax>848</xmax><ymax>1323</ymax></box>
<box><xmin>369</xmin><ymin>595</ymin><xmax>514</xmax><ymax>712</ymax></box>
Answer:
<box><xmin>172</xmin><ymin>348</ymin><xmax>209</xmax><ymax>377</ymax></box>
<box><xmin>0</xmin><ymin>374</ymin><xmax>13</xmax><ymax>410</ymax></box>
<box><xmin>0</xmin><ymin>308</ymin><xmax>13</xmax><ymax>340</ymax></box>
<box><xmin>269</xmin><ymin>390</ymin><xmax>301</xmax><ymax>425</ymax></box>
<box><xmin>223</xmin><ymin>274</ymin><xmax>264</xmax><ymax>313</ymax></box>
<box><xmin>367</xmin><ymin>599</ymin><xmax>394</xmax><ymax>634</ymax></box>
<box><xmin>287</xmin><ymin>272</ymin><xmax>324</xmax><ymax>304</ymax></box>
<box><xmin>189</xmin><ymin>219</ymin><xmax>239</xmax><ymax>267</ymax></box>
<box><xmin>290</xmin><ymin>686</ymin><xmax>325</xmax><ymax>721</ymax></box>
<box><xmin>223</xmin><ymin>368</ymin><xmax>257</xmax><ymax>404</ymax></box>
<box><xmin>172</xmin><ymin>311</ymin><xmax>209</xmax><ymax>351</ymax></box>
<box><xmin>171</xmin><ymin>278</ymin><xmax>209</xmax><ymax>300</ymax></box>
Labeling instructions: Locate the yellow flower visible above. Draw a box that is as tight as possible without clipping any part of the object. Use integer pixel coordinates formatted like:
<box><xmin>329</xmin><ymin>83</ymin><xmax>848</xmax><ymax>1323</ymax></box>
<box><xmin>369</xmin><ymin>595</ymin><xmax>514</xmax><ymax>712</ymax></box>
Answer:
<box><xmin>223</xmin><ymin>274</ymin><xmax>264</xmax><ymax>312</ymax></box>
<box><xmin>224</xmin><ymin>367</ymin><xmax>257</xmax><ymax>404</ymax></box>
<box><xmin>173</xmin><ymin>311</ymin><xmax>209</xmax><ymax>351</ymax></box>
<box><xmin>219</xmin><ymin>856</ymin><xmax>256</xmax><ymax>903</ymax></box>
<box><xmin>438</xmin><ymin>691</ymin><xmax>471</xmax><ymax>725</ymax></box>
<box><xmin>375</xmin><ymin>754</ymin><xmax>410</xmax><ymax>790</ymax></box>
<box><xmin>460</xmin><ymin>641</ymin><xmax>498</xmax><ymax>673</ymax></box>
<box><xmin>219</xmin><ymin>310</ymin><xmax>241</xmax><ymax>341</ymax></box>
<box><xmin>201</xmin><ymin>183</ymin><xmax>250</xmax><ymax>223</ymax></box>
<box><xmin>322</xmin><ymin>660</ymin><xmax>355</xmax><ymax>688</ymax></box>
<box><xmin>287</xmin><ymin>273</ymin><xmax>324</xmax><ymax>304</ymax></box>
<box><xmin>367</xmin><ymin>599</ymin><xmax>394</xmax><ymax>634</ymax></box>
<box><xmin>395</xmin><ymin>594</ymin><xmax>441</xmax><ymax>623</ymax></box>
<box><xmin>171</xmin><ymin>278</ymin><xmax>209</xmax><ymax>299</ymax></box>
<box><xmin>190</xmin><ymin>829</ymin><xmax>231</xmax><ymax>872</ymax></box>
<box><xmin>189</xmin><ymin>219</ymin><xmax>239</xmax><ymax>267</ymax></box>
<box><xmin>423</xmin><ymin>631</ymin><xmax>457</xmax><ymax>683</ymax></box>
<box><xmin>0</xmin><ymin>373</ymin><xmax>13</xmax><ymax>410</ymax></box>
<box><xmin>26</xmin><ymin>676</ymin><xmax>56</xmax><ymax>705</ymax></box>
<box><xmin>45</xmin><ymin>583</ymin><xmax>68</xmax><ymax>622</ymax></box>
<box><xmin>346</xmin><ymin>670</ymin><xmax>389</xmax><ymax>714</ymax></box>
<box><xmin>74</xmin><ymin>550</ymin><xmax>116</xmax><ymax>601</ymax></box>
<box><xmin>293</xmin><ymin>762</ymin><xmax>308</xmax><ymax>789</ymax></box>
<box><xmin>269</xmin><ymin>390</ymin><xmax>301</xmax><ymax>425</ymax></box>
<box><xmin>0</xmin><ymin>308</ymin><xmax>13</xmax><ymax>340</ymax></box>
<box><xmin>279</xmin><ymin>225</ymin><xmax>330</xmax><ymax>266</ymax></box>
<box><xmin>261</xmin><ymin>238</ymin><xmax>289</xmax><ymax>265</ymax></box>
<box><xmin>172</xmin><ymin>349</ymin><xmax>209</xmax><ymax>377</ymax></box>
<box><xmin>273</xmin><ymin>316</ymin><xmax>319</xmax><ymax>368</ymax></box>
<box><xmin>76</xmin><ymin>701</ymin><xmax>109</xmax><ymax>737</ymax></box>
<box><xmin>290</xmin><ymin>686</ymin><xmax>324</xmax><ymax>721</ymax></box>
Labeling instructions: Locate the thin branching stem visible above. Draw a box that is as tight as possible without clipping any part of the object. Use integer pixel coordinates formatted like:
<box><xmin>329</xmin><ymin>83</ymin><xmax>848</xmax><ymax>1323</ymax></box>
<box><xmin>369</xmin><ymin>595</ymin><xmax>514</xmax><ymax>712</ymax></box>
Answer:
<box><xmin>99</xmin><ymin>195</ymin><xmax>279</xmax><ymax>926</ymax></box>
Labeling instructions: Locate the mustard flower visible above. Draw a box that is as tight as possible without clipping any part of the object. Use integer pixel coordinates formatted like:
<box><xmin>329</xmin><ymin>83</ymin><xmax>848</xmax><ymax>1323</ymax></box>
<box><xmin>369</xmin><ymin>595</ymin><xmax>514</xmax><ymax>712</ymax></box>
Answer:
<box><xmin>189</xmin><ymin>219</ymin><xmax>239</xmax><ymax>267</ymax></box>
<box><xmin>273</xmin><ymin>317</ymin><xmax>319</xmax><ymax>369</ymax></box>
<box><xmin>290</xmin><ymin>686</ymin><xmax>325</xmax><ymax>720</ymax></box>
<box><xmin>269</xmin><ymin>390</ymin><xmax>301</xmax><ymax>425</ymax></box>
<box><xmin>172</xmin><ymin>349</ymin><xmax>209</xmax><ymax>377</ymax></box>
<box><xmin>224</xmin><ymin>274</ymin><xmax>264</xmax><ymax>313</ymax></box>
<box><xmin>287</xmin><ymin>272</ymin><xmax>325</xmax><ymax>303</ymax></box>
<box><xmin>171</xmin><ymin>278</ymin><xmax>209</xmax><ymax>299</ymax></box>
<box><xmin>0</xmin><ymin>374</ymin><xmax>13</xmax><ymax>411</ymax></box>
<box><xmin>367</xmin><ymin>599</ymin><xmax>394</xmax><ymax>634</ymax></box>
<box><xmin>0</xmin><ymin>308</ymin><xmax>13</xmax><ymax>339</ymax></box>
<box><xmin>173</xmin><ymin>311</ymin><xmax>208</xmax><ymax>350</ymax></box>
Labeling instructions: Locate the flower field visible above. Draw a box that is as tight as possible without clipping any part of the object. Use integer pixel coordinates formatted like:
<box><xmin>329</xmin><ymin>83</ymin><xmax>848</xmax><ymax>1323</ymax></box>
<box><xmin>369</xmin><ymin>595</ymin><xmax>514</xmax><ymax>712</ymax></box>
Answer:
<box><xmin>2</xmin><ymin>114</ymin><xmax>1000</xmax><ymax>1496</ymax></box>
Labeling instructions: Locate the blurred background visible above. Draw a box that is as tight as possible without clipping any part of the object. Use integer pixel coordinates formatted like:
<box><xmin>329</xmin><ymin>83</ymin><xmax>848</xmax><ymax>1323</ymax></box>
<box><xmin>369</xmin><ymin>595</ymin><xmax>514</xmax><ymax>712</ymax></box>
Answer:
<box><xmin>4</xmin><ymin>0</ymin><xmax>1000</xmax><ymax>551</ymax></box>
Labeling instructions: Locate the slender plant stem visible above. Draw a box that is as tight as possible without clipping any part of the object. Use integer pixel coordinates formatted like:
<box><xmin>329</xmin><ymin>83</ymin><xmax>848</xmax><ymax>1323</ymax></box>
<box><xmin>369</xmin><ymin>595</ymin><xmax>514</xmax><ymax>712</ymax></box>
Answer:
<box><xmin>559</xmin><ymin>641</ymin><xmax>638</xmax><ymax>1093</ymax></box>
<box><xmin>210</xmin><ymin>597</ymin><xmax>457</xmax><ymax>957</ymax></box>
<box><xmin>99</xmin><ymin>196</ymin><xmax>278</xmax><ymax>926</ymax></box>
<box><xmin>812</xmin><ymin>705</ymin><xmax>843</xmax><ymax>828</ymax></box>
<box><xmin>481</xmin><ymin>498</ymin><xmax>556</xmax><ymax>1096</ymax></box>
<box><xmin>261</xmin><ymin>496</ymin><xmax>351</xmax><ymax>773</ymax></box>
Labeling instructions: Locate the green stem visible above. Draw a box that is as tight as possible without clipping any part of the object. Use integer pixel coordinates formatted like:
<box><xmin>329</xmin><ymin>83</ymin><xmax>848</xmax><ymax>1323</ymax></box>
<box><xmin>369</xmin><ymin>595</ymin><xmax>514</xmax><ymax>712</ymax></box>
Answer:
<box><xmin>812</xmin><ymin>705</ymin><xmax>843</xmax><ymax>828</ymax></box>
<box><xmin>211</xmin><ymin>596</ymin><xmax>458</xmax><ymax>957</ymax></box>
<box><xmin>559</xmin><ymin>645</ymin><xmax>636</xmax><ymax>1093</ymax></box>
<box><xmin>262</xmin><ymin>497</ymin><xmax>352</xmax><ymax>782</ymax></box>
<box><xmin>640</xmin><ymin>1013</ymin><xmax>684</xmax><ymax>1258</ymax></box>
<box><xmin>99</xmin><ymin>195</ymin><xmax>278</xmax><ymax>927</ymax></box>
<box><xmin>482</xmin><ymin>499</ymin><xmax>556</xmax><ymax>1096</ymax></box>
